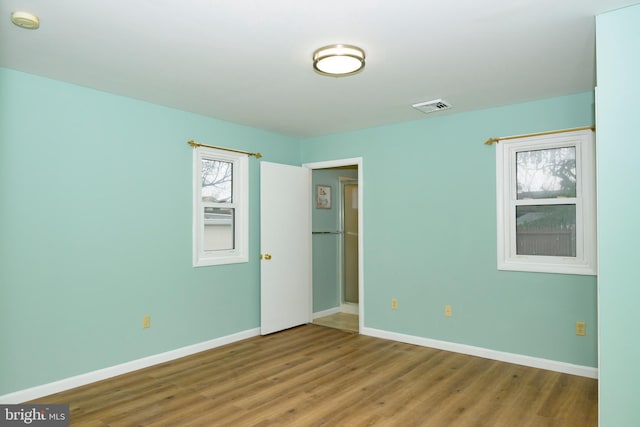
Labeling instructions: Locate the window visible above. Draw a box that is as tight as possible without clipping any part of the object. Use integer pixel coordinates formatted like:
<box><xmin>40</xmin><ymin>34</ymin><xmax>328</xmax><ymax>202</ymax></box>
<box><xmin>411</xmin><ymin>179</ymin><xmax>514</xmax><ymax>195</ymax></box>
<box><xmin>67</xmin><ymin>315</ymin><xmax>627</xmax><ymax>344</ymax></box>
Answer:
<box><xmin>193</xmin><ymin>146</ymin><xmax>248</xmax><ymax>266</ymax></box>
<box><xmin>496</xmin><ymin>129</ymin><xmax>596</xmax><ymax>275</ymax></box>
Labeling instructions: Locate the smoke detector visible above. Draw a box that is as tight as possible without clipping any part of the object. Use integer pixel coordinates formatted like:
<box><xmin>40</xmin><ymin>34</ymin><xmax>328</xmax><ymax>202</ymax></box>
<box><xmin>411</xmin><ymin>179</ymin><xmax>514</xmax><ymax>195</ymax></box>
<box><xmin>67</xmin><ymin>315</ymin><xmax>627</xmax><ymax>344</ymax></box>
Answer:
<box><xmin>412</xmin><ymin>99</ymin><xmax>452</xmax><ymax>114</ymax></box>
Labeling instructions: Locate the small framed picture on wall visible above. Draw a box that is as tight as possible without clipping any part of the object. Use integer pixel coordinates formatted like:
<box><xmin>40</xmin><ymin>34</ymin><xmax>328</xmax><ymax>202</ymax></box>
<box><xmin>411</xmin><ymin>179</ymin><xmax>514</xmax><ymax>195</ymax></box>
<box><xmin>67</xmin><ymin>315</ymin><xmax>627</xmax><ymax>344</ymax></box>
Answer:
<box><xmin>316</xmin><ymin>185</ymin><xmax>331</xmax><ymax>209</ymax></box>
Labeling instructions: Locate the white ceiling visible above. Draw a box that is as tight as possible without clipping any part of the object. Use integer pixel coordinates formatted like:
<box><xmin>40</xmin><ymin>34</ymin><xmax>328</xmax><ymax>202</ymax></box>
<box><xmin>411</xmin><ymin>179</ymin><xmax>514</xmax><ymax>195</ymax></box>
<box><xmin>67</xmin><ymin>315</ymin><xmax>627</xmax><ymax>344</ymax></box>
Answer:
<box><xmin>1</xmin><ymin>0</ymin><xmax>636</xmax><ymax>138</ymax></box>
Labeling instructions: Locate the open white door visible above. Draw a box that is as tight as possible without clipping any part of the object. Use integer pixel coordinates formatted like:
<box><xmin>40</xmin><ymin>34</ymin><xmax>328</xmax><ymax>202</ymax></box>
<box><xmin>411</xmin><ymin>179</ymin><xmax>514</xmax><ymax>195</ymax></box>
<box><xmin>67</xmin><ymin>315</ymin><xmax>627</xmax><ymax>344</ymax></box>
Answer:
<box><xmin>260</xmin><ymin>162</ymin><xmax>311</xmax><ymax>335</ymax></box>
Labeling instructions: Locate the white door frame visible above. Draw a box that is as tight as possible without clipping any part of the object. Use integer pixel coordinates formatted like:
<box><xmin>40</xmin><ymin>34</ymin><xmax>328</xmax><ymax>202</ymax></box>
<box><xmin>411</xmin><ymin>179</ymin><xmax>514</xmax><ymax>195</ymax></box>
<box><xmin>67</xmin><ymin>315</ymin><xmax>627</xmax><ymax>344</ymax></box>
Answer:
<box><xmin>303</xmin><ymin>157</ymin><xmax>364</xmax><ymax>332</ymax></box>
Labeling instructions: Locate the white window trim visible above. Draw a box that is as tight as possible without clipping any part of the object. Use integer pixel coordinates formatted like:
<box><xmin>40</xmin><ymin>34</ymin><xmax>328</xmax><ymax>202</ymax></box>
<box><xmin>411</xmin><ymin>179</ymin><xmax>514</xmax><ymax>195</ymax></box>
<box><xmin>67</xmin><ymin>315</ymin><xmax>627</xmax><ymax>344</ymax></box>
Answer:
<box><xmin>193</xmin><ymin>146</ymin><xmax>248</xmax><ymax>267</ymax></box>
<box><xmin>496</xmin><ymin>129</ymin><xmax>596</xmax><ymax>275</ymax></box>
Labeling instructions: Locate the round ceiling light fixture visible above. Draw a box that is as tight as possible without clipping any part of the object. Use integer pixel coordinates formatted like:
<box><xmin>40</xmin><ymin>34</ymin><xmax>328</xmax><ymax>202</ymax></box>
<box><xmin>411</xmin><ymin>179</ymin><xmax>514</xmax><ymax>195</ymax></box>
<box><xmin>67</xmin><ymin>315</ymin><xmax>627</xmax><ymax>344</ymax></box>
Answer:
<box><xmin>11</xmin><ymin>11</ymin><xmax>40</xmax><ymax>29</ymax></box>
<box><xmin>313</xmin><ymin>44</ymin><xmax>365</xmax><ymax>77</ymax></box>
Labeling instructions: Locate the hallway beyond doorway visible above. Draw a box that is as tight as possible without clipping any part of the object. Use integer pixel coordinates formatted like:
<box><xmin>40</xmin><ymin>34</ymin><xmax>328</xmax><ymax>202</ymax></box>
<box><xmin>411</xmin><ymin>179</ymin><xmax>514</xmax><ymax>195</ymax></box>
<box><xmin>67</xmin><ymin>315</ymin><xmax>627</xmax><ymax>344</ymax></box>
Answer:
<box><xmin>313</xmin><ymin>312</ymin><xmax>358</xmax><ymax>333</ymax></box>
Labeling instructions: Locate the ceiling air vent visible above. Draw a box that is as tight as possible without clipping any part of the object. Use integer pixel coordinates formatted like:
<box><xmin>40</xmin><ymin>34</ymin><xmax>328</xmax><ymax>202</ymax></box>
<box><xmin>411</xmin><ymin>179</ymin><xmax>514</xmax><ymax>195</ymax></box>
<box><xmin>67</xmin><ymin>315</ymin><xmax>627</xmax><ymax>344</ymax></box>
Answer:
<box><xmin>412</xmin><ymin>99</ymin><xmax>452</xmax><ymax>114</ymax></box>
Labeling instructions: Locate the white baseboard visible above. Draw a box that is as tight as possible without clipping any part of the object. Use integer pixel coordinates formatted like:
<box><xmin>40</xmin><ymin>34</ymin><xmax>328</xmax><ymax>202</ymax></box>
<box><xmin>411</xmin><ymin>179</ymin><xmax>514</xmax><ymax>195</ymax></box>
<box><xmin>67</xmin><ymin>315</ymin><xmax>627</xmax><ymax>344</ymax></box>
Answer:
<box><xmin>361</xmin><ymin>327</ymin><xmax>598</xmax><ymax>379</ymax></box>
<box><xmin>1</xmin><ymin>325</ymin><xmax>596</xmax><ymax>404</ymax></box>
<box><xmin>313</xmin><ymin>307</ymin><xmax>341</xmax><ymax>319</ymax></box>
<box><xmin>313</xmin><ymin>305</ymin><xmax>359</xmax><ymax>319</ymax></box>
<box><xmin>0</xmin><ymin>328</ymin><xmax>261</xmax><ymax>404</ymax></box>
<box><xmin>340</xmin><ymin>303</ymin><xmax>359</xmax><ymax>315</ymax></box>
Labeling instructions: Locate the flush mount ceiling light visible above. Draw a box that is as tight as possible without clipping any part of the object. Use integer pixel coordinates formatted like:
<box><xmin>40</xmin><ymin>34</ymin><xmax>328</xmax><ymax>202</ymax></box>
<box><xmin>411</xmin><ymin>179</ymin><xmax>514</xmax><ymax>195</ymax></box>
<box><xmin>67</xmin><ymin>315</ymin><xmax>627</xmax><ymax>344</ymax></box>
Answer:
<box><xmin>11</xmin><ymin>11</ymin><xmax>40</xmax><ymax>29</ymax></box>
<box><xmin>313</xmin><ymin>44</ymin><xmax>365</xmax><ymax>77</ymax></box>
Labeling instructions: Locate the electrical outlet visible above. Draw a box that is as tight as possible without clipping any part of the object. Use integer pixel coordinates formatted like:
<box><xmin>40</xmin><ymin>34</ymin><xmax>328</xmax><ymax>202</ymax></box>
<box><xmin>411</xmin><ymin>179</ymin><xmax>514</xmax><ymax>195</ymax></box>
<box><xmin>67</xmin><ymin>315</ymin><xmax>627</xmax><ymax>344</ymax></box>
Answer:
<box><xmin>576</xmin><ymin>321</ymin><xmax>586</xmax><ymax>336</ymax></box>
<box><xmin>444</xmin><ymin>305</ymin><xmax>452</xmax><ymax>317</ymax></box>
<box><xmin>391</xmin><ymin>298</ymin><xmax>398</xmax><ymax>310</ymax></box>
<box><xmin>142</xmin><ymin>315</ymin><xmax>151</xmax><ymax>329</ymax></box>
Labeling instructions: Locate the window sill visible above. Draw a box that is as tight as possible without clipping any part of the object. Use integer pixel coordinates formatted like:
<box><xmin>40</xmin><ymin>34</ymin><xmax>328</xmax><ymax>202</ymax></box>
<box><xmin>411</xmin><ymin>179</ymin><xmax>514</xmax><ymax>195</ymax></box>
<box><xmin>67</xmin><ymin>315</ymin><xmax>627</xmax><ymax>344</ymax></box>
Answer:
<box><xmin>498</xmin><ymin>258</ymin><xmax>596</xmax><ymax>276</ymax></box>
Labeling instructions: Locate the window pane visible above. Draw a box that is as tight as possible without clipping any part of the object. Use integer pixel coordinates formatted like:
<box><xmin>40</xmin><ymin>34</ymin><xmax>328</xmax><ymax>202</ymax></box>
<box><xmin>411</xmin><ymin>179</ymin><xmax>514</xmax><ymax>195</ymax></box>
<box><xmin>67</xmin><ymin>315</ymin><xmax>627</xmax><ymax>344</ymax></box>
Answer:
<box><xmin>202</xmin><ymin>159</ymin><xmax>233</xmax><ymax>203</ymax></box>
<box><xmin>516</xmin><ymin>147</ymin><xmax>576</xmax><ymax>199</ymax></box>
<box><xmin>203</xmin><ymin>208</ymin><xmax>235</xmax><ymax>251</ymax></box>
<box><xmin>516</xmin><ymin>205</ymin><xmax>576</xmax><ymax>256</ymax></box>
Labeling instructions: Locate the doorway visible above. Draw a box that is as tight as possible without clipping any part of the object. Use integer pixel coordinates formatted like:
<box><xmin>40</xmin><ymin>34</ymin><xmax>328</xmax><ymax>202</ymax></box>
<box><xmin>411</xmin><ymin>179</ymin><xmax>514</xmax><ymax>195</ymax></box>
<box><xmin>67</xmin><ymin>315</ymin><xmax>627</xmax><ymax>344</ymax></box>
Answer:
<box><xmin>305</xmin><ymin>158</ymin><xmax>363</xmax><ymax>333</ymax></box>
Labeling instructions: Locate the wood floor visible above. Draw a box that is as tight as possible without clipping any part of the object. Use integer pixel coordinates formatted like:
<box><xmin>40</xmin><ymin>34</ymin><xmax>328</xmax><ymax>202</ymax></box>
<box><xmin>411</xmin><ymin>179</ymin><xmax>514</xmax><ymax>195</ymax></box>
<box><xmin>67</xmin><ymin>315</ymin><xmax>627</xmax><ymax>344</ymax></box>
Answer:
<box><xmin>30</xmin><ymin>324</ymin><xmax>597</xmax><ymax>426</ymax></box>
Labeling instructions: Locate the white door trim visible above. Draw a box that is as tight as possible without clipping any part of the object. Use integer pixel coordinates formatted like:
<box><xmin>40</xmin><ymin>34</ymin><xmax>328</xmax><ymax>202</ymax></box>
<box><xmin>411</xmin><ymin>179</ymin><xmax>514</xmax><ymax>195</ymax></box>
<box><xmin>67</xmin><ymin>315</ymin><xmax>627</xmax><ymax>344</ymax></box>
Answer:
<box><xmin>303</xmin><ymin>157</ymin><xmax>364</xmax><ymax>332</ymax></box>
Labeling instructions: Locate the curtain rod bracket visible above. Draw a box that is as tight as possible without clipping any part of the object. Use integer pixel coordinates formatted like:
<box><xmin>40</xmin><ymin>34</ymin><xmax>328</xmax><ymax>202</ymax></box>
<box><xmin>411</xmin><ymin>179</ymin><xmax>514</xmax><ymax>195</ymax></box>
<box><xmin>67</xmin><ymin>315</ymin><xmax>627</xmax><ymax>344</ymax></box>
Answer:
<box><xmin>187</xmin><ymin>140</ymin><xmax>262</xmax><ymax>159</ymax></box>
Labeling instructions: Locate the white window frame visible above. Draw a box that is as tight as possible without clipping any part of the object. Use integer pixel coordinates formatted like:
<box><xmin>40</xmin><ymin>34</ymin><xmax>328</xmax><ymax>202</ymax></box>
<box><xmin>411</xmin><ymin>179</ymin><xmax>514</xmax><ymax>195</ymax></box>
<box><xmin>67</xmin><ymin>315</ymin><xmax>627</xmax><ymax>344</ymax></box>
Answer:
<box><xmin>193</xmin><ymin>146</ymin><xmax>248</xmax><ymax>267</ymax></box>
<box><xmin>496</xmin><ymin>129</ymin><xmax>596</xmax><ymax>275</ymax></box>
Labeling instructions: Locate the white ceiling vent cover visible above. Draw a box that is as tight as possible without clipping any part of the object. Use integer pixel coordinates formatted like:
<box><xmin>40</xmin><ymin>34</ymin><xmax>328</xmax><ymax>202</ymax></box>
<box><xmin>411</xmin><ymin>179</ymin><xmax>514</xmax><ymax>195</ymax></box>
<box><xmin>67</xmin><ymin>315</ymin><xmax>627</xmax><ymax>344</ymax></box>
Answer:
<box><xmin>412</xmin><ymin>99</ymin><xmax>452</xmax><ymax>114</ymax></box>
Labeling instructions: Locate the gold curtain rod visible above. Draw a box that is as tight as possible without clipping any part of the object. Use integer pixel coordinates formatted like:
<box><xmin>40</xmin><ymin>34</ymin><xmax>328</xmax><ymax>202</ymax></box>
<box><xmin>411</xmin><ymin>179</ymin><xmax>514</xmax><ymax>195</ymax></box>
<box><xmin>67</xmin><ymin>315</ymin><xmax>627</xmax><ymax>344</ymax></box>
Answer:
<box><xmin>484</xmin><ymin>125</ymin><xmax>595</xmax><ymax>145</ymax></box>
<box><xmin>187</xmin><ymin>140</ymin><xmax>262</xmax><ymax>159</ymax></box>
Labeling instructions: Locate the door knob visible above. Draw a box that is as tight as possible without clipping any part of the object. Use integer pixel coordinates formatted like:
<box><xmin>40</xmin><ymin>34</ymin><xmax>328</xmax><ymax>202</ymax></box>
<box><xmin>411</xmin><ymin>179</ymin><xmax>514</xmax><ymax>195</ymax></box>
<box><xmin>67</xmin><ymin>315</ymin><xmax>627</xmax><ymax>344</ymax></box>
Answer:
<box><xmin>263</xmin><ymin>253</ymin><xmax>272</xmax><ymax>260</ymax></box>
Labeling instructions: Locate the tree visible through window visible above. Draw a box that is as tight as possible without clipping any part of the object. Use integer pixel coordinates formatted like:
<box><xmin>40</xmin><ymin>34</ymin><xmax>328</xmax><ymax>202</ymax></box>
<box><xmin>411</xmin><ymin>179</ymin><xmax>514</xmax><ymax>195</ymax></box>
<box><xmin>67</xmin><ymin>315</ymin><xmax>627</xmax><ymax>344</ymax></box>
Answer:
<box><xmin>515</xmin><ymin>147</ymin><xmax>577</xmax><ymax>257</ymax></box>
<box><xmin>193</xmin><ymin>147</ymin><xmax>248</xmax><ymax>266</ymax></box>
<box><xmin>202</xmin><ymin>159</ymin><xmax>234</xmax><ymax>251</ymax></box>
<box><xmin>496</xmin><ymin>129</ymin><xmax>596</xmax><ymax>275</ymax></box>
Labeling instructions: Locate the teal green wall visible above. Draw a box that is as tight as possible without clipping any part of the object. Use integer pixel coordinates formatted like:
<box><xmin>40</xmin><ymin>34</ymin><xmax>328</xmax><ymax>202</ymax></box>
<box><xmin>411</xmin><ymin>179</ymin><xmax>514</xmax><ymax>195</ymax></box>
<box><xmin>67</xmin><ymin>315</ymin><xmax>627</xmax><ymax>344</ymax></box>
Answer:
<box><xmin>0</xmin><ymin>68</ymin><xmax>299</xmax><ymax>395</ymax></box>
<box><xmin>301</xmin><ymin>92</ymin><xmax>598</xmax><ymax>366</ymax></box>
<box><xmin>596</xmin><ymin>4</ymin><xmax>640</xmax><ymax>426</ymax></box>
<box><xmin>311</xmin><ymin>169</ymin><xmax>358</xmax><ymax>312</ymax></box>
<box><xmin>1</xmin><ymin>65</ymin><xmax>602</xmax><ymax>397</ymax></box>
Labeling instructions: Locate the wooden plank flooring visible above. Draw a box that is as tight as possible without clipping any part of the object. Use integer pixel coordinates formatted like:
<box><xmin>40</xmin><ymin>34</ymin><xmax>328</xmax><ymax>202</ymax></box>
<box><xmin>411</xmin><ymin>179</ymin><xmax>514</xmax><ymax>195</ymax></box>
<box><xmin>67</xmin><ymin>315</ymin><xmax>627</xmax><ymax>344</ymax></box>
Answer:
<box><xmin>30</xmin><ymin>325</ymin><xmax>597</xmax><ymax>426</ymax></box>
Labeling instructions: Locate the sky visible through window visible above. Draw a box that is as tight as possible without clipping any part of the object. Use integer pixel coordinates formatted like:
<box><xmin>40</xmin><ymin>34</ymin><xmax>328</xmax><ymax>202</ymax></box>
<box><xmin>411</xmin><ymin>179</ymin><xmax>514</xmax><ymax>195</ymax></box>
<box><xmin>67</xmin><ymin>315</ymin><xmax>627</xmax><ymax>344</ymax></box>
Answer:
<box><xmin>202</xmin><ymin>159</ymin><xmax>232</xmax><ymax>203</ymax></box>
